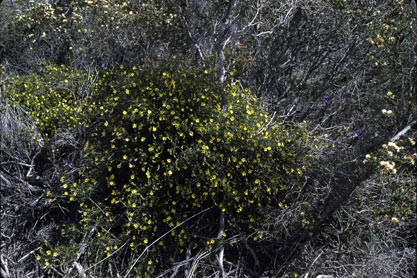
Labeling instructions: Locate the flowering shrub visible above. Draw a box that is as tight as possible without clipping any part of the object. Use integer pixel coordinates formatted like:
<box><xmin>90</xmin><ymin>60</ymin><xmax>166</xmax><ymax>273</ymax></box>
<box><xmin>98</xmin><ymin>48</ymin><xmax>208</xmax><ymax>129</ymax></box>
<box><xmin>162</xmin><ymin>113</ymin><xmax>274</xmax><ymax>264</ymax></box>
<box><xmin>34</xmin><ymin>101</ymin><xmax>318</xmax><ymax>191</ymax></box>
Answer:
<box><xmin>54</xmin><ymin>60</ymin><xmax>311</xmax><ymax>275</ymax></box>
<box><xmin>363</xmin><ymin>137</ymin><xmax>416</xmax><ymax>223</ymax></box>
<box><xmin>2</xmin><ymin>64</ymin><xmax>91</xmax><ymax>139</ymax></box>
<box><xmin>1</xmin><ymin>0</ymin><xmax>185</xmax><ymax>69</ymax></box>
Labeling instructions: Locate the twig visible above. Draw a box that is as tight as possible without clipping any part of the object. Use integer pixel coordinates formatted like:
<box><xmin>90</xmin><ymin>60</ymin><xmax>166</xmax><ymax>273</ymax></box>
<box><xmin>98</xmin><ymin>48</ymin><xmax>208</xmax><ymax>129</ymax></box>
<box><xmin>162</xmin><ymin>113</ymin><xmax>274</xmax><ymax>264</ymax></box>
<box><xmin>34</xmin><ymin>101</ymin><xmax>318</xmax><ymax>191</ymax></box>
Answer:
<box><xmin>0</xmin><ymin>172</ymin><xmax>11</xmax><ymax>186</ymax></box>
<box><xmin>164</xmin><ymin>249</ymin><xmax>213</xmax><ymax>278</ymax></box>
<box><xmin>300</xmin><ymin>250</ymin><xmax>324</xmax><ymax>278</ymax></box>
<box><xmin>255</xmin><ymin>111</ymin><xmax>277</xmax><ymax>135</ymax></box>
<box><xmin>84</xmin><ymin>241</ymin><xmax>128</xmax><ymax>272</ymax></box>
<box><xmin>187</xmin><ymin>250</ymin><xmax>212</xmax><ymax>278</ymax></box>
<box><xmin>1</xmin><ymin>254</ymin><xmax>10</xmax><ymax>278</ymax></box>
<box><xmin>27</xmin><ymin>149</ymin><xmax>42</xmax><ymax>178</ymax></box>
<box><xmin>256</xmin><ymin>30</ymin><xmax>273</xmax><ymax>37</ymax></box>
<box><xmin>169</xmin><ymin>264</ymin><xmax>182</xmax><ymax>278</ymax></box>
<box><xmin>73</xmin><ymin>262</ymin><xmax>87</xmax><ymax>278</ymax></box>
<box><xmin>216</xmin><ymin>212</ymin><xmax>226</xmax><ymax>278</ymax></box>
<box><xmin>17</xmin><ymin>247</ymin><xmax>41</xmax><ymax>263</ymax></box>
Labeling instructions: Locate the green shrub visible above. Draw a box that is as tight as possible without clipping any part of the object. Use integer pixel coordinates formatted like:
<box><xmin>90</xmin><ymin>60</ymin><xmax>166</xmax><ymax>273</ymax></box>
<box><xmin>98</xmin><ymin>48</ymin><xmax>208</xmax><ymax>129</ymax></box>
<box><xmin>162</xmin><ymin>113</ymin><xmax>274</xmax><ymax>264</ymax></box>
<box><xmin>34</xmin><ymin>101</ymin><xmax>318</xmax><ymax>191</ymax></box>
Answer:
<box><xmin>48</xmin><ymin>59</ymin><xmax>311</xmax><ymax>275</ymax></box>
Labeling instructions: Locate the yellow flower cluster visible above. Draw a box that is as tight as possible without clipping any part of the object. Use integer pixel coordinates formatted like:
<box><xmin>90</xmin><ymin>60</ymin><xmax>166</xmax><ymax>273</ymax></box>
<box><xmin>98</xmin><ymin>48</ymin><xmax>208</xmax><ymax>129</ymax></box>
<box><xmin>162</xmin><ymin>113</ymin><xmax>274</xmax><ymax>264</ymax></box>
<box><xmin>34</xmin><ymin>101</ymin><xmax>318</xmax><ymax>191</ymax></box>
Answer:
<box><xmin>3</xmin><ymin>64</ymin><xmax>91</xmax><ymax>139</ymax></box>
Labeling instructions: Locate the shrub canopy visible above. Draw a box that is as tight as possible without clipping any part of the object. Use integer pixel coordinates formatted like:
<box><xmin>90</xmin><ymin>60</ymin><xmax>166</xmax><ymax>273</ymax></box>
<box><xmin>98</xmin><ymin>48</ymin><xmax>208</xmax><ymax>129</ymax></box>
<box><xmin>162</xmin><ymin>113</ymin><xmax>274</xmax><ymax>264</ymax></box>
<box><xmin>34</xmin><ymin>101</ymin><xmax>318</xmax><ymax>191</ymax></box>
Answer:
<box><xmin>53</xmin><ymin>60</ymin><xmax>311</xmax><ymax>274</ymax></box>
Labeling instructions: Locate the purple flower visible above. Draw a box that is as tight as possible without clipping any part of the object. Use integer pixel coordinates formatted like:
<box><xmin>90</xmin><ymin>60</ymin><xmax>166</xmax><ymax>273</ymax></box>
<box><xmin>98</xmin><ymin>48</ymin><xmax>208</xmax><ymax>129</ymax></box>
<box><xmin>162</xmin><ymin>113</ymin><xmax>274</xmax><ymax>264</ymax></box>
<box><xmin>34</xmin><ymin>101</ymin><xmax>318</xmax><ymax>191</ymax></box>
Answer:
<box><xmin>354</xmin><ymin>131</ymin><xmax>360</xmax><ymax>137</ymax></box>
<box><xmin>101</xmin><ymin>63</ymin><xmax>106</xmax><ymax>68</ymax></box>
<box><xmin>323</xmin><ymin>97</ymin><xmax>331</xmax><ymax>105</ymax></box>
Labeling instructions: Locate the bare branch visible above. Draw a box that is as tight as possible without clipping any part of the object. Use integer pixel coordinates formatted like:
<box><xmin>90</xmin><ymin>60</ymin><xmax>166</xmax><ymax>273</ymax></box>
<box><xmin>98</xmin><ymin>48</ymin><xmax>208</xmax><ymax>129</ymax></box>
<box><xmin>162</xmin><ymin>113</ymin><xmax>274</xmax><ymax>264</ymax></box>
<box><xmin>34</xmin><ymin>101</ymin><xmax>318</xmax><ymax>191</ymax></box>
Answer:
<box><xmin>390</xmin><ymin>120</ymin><xmax>417</xmax><ymax>142</ymax></box>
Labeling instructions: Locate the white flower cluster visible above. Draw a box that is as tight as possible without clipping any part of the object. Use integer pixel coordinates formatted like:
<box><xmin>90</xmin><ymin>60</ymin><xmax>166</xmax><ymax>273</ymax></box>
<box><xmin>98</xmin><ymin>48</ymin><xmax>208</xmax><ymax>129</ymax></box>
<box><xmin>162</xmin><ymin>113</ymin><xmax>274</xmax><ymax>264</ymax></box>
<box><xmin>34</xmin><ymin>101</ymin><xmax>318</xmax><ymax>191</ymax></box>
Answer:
<box><xmin>386</xmin><ymin>91</ymin><xmax>395</xmax><ymax>99</ymax></box>
<box><xmin>380</xmin><ymin>160</ymin><xmax>397</xmax><ymax>174</ymax></box>
<box><xmin>387</xmin><ymin>141</ymin><xmax>404</xmax><ymax>152</ymax></box>
<box><xmin>381</xmin><ymin>109</ymin><xmax>393</xmax><ymax>115</ymax></box>
<box><xmin>362</xmin><ymin>153</ymin><xmax>375</xmax><ymax>164</ymax></box>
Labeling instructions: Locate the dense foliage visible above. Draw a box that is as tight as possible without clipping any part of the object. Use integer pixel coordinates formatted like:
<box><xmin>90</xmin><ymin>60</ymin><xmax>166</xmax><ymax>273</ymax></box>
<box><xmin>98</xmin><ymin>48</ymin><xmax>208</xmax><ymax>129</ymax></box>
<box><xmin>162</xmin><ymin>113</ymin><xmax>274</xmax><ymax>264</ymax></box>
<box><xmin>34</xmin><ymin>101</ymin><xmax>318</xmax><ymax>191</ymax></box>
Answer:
<box><xmin>59</xmin><ymin>62</ymin><xmax>309</xmax><ymax>275</ymax></box>
<box><xmin>3</xmin><ymin>64</ymin><xmax>91</xmax><ymax>139</ymax></box>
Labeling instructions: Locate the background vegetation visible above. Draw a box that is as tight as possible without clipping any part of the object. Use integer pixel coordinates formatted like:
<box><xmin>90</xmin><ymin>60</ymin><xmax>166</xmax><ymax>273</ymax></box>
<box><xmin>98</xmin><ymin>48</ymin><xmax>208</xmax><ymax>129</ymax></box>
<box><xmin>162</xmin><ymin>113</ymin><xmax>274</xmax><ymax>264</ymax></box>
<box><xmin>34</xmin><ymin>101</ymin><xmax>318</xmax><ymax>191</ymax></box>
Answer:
<box><xmin>1</xmin><ymin>0</ymin><xmax>416</xmax><ymax>277</ymax></box>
